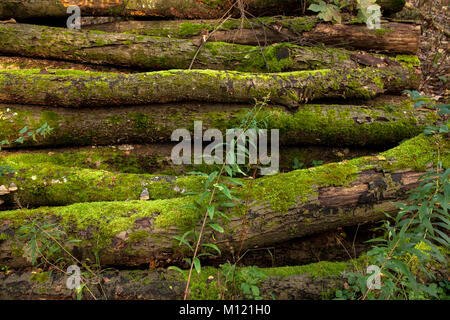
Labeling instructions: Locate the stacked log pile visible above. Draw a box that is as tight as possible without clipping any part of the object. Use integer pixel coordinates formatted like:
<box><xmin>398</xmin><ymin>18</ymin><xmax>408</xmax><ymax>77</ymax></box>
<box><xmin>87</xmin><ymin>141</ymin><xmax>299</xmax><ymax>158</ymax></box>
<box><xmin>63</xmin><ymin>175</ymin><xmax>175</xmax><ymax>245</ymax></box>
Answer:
<box><xmin>0</xmin><ymin>0</ymin><xmax>445</xmax><ymax>300</ymax></box>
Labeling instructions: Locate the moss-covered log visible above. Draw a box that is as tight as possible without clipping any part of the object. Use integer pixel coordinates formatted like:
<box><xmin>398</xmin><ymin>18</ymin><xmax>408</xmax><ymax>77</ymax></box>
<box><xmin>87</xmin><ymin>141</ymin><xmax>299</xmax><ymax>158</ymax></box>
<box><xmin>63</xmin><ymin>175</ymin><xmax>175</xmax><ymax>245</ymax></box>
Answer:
<box><xmin>0</xmin><ymin>143</ymin><xmax>379</xmax><ymax>176</ymax></box>
<box><xmin>0</xmin><ymin>97</ymin><xmax>433</xmax><ymax>150</ymax></box>
<box><xmin>86</xmin><ymin>18</ymin><xmax>420</xmax><ymax>54</ymax></box>
<box><xmin>0</xmin><ymin>261</ymin><xmax>360</xmax><ymax>300</ymax></box>
<box><xmin>0</xmin><ymin>65</ymin><xmax>420</xmax><ymax>108</ymax></box>
<box><xmin>0</xmin><ymin>0</ymin><xmax>405</xmax><ymax>20</ymax></box>
<box><xmin>0</xmin><ymin>55</ymin><xmax>139</xmax><ymax>74</ymax></box>
<box><xmin>1</xmin><ymin>134</ymin><xmax>447</xmax><ymax>268</ymax></box>
<box><xmin>0</xmin><ymin>23</ymin><xmax>387</xmax><ymax>72</ymax></box>
<box><xmin>0</xmin><ymin>256</ymin><xmax>446</xmax><ymax>300</ymax></box>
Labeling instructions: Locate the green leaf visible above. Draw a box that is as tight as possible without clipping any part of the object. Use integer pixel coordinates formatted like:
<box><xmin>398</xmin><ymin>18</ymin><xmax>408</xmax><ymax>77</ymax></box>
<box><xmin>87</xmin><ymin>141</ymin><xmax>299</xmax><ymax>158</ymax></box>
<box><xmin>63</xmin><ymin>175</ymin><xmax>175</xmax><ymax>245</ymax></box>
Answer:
<box><xmin>19</xmin><ymin>126</ymin><xmax>28</xmax><ymax>134</ymax></box>
<box><xmin>202</xmin><ymin>243</ymin><xmax>221</xmax><ymax>255</ymax></box>
<box><xmin>209</xmin><ymin>224</ymin><xmax>224</xmax><ymax>233</ymax></box>
<box><xmin>168</xmin><ymin>266</ymin><xmax>184</xmax><ymax>274</ymax></box>
<box><xmin>15</xmin><ymin>137</ymin><xmax>25</xmax><ymax>144</ymax></box>
<box><xmin>205</xmin><ymin>171</ymin><xmax>218</xmax><ymax>188</ymax></box>
<box><xmin>207</xmin><ymin>205</ymin><xmax>215</xmax><ymax>220</ymax></box>
<box><xmin>193</xmin><ymin>257</ymin><xmax>201</xmax><ymax>274</ymax></box>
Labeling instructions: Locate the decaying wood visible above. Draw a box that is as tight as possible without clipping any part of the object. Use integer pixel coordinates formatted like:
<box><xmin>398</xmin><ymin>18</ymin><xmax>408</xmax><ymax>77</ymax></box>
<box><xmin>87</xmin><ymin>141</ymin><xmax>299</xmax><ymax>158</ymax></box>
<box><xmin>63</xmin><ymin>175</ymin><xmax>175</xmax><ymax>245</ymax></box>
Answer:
<box><xmin>0</xmin><ymin>99</ymin><xmax>431</xmax><ymax>150</ymax></box>
<box><xmin>0</xmin><ymin>134</ymin><xmax>442</xmax><ymax>268</ymax></box>
<box><xmin>1</xmin><ymin>255</ymin><xmax>445</xmax><ymax>300</ymax></box>
<box><xmin>0</xmin><ymin>23</ymin><xmax>388</xmax><ymax>72</ymax></box>
<box><xmin>86</xmin><ymin>19</ymin><xmax>420</xmax><ymax>54</ymax></box>
<box><xmin>0</xmin><ymin>264</ymin><xmax>353</xmax><ymax>300</ymax></box>
<box><xmin>0</xmin><ymin>66</ymin><xmax>420</xmax><ymax>108</ymax></box>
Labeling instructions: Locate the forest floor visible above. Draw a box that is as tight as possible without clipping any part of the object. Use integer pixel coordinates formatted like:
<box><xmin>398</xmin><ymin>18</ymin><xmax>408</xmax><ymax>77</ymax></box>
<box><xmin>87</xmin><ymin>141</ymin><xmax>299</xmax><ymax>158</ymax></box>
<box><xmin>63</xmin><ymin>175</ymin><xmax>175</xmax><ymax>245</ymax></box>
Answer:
<box><xmin>408</xmin><ymin>0</ymin><xmax>449</xmax><ymax>101</ymax></box>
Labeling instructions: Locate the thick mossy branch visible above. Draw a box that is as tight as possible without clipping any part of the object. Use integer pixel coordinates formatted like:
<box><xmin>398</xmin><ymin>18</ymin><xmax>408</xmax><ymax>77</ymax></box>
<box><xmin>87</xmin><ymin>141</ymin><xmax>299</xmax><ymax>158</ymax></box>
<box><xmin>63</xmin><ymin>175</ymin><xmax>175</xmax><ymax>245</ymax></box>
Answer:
<box><xmin>0</xmin><ymin>0</ymin><xmax>405</xmax><ymax>20</ymax></box>
<box><xmin>0</xmin><ymin>134</ymin><xmax>447</xmax><ymax>268</ymax></box>
<box><xmin>0</xmin><ymin>66</ymin><xmax>420</xmax><ymax>108</ymax></box>
<box><xmin>0</xmin><ymin>23</ymin><xmax>393</xmax><ymax>72</ymax></box>
<box><xmin>0</xmin><ymin>99</ymin><xmax>433</xmax><ymax>149</ymax></box>
<box><xmin>87</xmin><ymin>18</ymin><xmax>420</xmax><ymax>54</ymax></box>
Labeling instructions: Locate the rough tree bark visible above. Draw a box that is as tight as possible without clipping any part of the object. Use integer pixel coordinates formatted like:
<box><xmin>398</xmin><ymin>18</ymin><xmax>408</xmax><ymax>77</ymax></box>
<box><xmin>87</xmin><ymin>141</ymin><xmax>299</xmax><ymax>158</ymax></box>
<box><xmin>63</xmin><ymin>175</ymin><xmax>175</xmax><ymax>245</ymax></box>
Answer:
<box><xmin>0</xmin><ymin>99</ymin><xmax>433</xmax><ymax>208</ymax></box>
<box><xmin>0</xmin><ymin>23</ymin><xmax>395</xmax><ymax>72</ymax></box>
<box><xmin>0</xmin><ymin>261</ymin><xmax>362</xmax><ymax>300</ymax></box>
<box><xmin>0</xmin><ymin>0</ymin><xmax>405</xmax><ymax>20</ymax></box>
<box><xmin>0</xmin><ymin>66</ymin><xmax>420</xmax><ymax>108</ymax></box>
<box><xmin>0</xmin><ymin>262</ymin><xmax>360</xmax><ymax>300</ymax></box>
<box><xmin>85</xmin><ymin>18</ymin><xmax>420</xmax><ymax>54</ymax></box>
<box><xmin>0</xmin><ymin>99</ymin><xmax>431</xmax><ymax>149</ymax></box>
<box><xmin>0</xmin><ymin>134</ymin><xmax>446</xmax><ymax>268</ymax></box>
<box><xmin>0</xmin><ymin>259</ymin><xmax>446</xmax><ymax>300</ymax></box>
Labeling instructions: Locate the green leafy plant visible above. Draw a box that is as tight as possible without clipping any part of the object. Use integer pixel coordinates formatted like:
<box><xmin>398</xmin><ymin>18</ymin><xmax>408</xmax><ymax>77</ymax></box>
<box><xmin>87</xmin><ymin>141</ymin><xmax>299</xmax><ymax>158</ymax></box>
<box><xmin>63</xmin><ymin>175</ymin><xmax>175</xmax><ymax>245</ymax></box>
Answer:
<box><xmin>0</xmin><ymin>122</ymin><xmax>53</xmax><ymax>176</ymax></box>
<box><xmin>336</xmin><ymin>93</ymin><xmax>449</xmax><ymax>300</ymax></box>
<box><xmin>169</xmin><ymin>97</ymin><xmax>271</xmax><ymax>300</ymax></box>
<box><xmin>312</xmin><ymin>159</ymin><xmax>324</xmax><ymax>167</ymax></box>
<box><xmin>404</xmin><ymin>90</ymin><xmax>449</xmax><ymax>135</ymax></box>
<box><xmin>292</xmin><ymin>157</ymin><xmax>304</xmax><ymax>170</ymax></box>
<box><xmin>17</xmin><ymin>217</ymin><xmax>106</xmax><ymax>300</ymax></box>
<box><xmin>308</xmin><ymin>0</ymin><xmax>382</xmax><ymax>25</ymax></box>
<box><xmin>357</xmin><ymin>0</ymin><xmax>381</xmax><ymax>23</ymax></box>
<box><xmin>308</xmin><ymin>0</ymin><xmax>344</xmax><ymax>24</ymax></box>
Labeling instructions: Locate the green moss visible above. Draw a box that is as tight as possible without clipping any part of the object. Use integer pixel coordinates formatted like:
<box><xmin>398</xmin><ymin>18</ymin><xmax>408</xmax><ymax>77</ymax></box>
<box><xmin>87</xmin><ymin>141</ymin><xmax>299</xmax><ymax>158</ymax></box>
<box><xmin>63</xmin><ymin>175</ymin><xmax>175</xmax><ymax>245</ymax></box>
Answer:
<box><xmin>0</xmin><ymin>134</ymin><xmax>446</xmax><ymax>264</ymax></box>
<box><xmin>127</xmin><ymin>230</ymin><xmax>151</xmax><ymax>243</ymax></box>
<box><xmin>181</xmin><ymin>259</ymin><xmax>357</xmax><ymax>300</ymax></box>
<box><xmin>30</xmin><ymin>272</ymin><xmax>49</xmax><ymax>284</ymax></box>
<box><xmin>376</xmin><ymin>133</ymin><xmax>450</xmax><ymax>171</ymax></box>
<box><xmin>259</xmin><ymin>260</ymin><xmax>349</xmax><ymax>278</ymax></box>
<box><xmin>179</xmin><ymin>22</ymin><xmax>211</xmax><ymax>37</ymax></box>
<box><xmin>250</xmin><ymin>162</ymin><xmax>358</xmax><ymax>212</ymax></box>
<box><xmin>394</xmin><ymin>55</ymin><xmax>421</xmax><ymax>68</ymax></box>
<box><xmin>372</xmin><ymin>28</ymin><xmax>393</xmax><ymax>36</ymax></box>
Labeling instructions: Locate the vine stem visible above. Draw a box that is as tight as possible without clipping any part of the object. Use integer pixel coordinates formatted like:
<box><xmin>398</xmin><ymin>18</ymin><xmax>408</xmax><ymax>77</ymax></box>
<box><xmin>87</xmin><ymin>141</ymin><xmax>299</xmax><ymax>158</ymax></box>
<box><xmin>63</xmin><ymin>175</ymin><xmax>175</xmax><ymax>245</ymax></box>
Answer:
<box><xmin>36</xmin><ymin>224</ymin><xmax>107</xmax><ymax>300</ymax></box>
<box><xmin>183</xmin><ymin>101</ymin><xmax>266</xmax><ymax>299</ymax></box>
<box><xmin>184</xmin><ymin>166</ymin><xmax>224</xmax><ymax>300</ymax></box>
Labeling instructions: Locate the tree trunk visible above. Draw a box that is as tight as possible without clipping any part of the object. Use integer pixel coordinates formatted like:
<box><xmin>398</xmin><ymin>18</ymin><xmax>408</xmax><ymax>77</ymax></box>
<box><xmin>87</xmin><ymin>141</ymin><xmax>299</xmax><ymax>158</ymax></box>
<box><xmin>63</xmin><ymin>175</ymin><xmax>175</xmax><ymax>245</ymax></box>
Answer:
<box><xmin>1</xmin><ymin>257</ymin><xmax>445</xmax><ymax>300</ymax></box>
<box><xmin>0</xmin><ymin>99</ymin><xmax>431</xmax><ymax>150</ymax></box>
<box><xmin>0</xmin><ymin>0</ymin><xmax>405</xmax><ymax>20</ymax></box>
<box><xmin>0</xmin><ymin>143</ymin><xmax>380</xmax><ymax>176</ymax></box>
<box><xmin>0</xmin><ymin>23</ymin><xmax>395</xmax><ymax>72</ymax></box>
<box><xmin>0</xmin><ymin>66</ymin><xmax>420</xmax><ymax>108</ymax></box>
<box><xmin>0</xmin><ymin>262</ymin><xmax>357</xmax><ymax>300</ymax></box>
<box><xmin>1</xmin><ymin>256</ymin><xmax>445</xmax><ymax>300</ymax></box>
<box><xmin>0</xmin><ymin>134</ymin><xmax>445</xmax><ymax>268</ymax></box>
<box><xmin>86</xmin><ymin>18</ymin><xmax>420</xmax><ymax>54</ymax></box>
